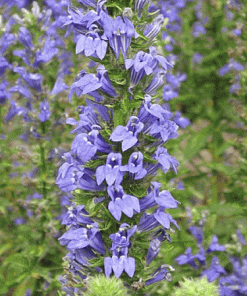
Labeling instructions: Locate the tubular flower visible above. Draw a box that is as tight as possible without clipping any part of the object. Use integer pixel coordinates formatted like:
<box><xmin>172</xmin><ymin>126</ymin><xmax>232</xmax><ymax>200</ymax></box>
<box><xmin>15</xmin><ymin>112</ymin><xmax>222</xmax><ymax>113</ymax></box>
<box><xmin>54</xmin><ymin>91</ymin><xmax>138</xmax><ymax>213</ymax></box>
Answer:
<box><xmin>101</xmin><ymin>12</ymin><xmax>138</xmax><ymax>59</ymax></box>
<box><xmin>107</xmin><ymin>185</ymin><xmax>140</xmax><ymax>221</ymax></box>
<box><xmin>110</xmin><ymin>116</ymin><xmax>144</xmax><ymax>151</ymax></box>
<box><xmin>104</xmin><ymin>224</ymin><xmax>136</xmax><ymax>278</ymax></box>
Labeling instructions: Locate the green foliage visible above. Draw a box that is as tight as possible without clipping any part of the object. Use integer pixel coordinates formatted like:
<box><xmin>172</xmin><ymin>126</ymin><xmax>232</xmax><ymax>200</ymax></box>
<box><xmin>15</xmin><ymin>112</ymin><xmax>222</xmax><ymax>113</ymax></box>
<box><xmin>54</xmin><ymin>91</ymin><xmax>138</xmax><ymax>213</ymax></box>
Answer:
<box><xmin>171</xmin><ymin>277</ymin><xmax>219</xmax><ymax>296</ymax></box>
<box><xmin>84</xmin><ymin>275</ymin><xmax>129</xmax><ymax>296</ymax></box>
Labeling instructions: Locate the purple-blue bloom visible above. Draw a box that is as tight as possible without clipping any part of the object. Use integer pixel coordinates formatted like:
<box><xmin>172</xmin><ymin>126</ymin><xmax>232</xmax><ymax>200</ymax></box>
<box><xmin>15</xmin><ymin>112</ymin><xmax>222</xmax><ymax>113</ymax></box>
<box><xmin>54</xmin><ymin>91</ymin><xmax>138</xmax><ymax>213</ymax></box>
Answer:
<box><xmin>175</xmin><ymin>247</ymin><xmax>198</xmax><ymax>269</ymax></box>
<box><xmin>202</xmin><ymin>256</ymin><xmax>226</xmax><ymax>282</ymax></box>
<box><xmin>39</xmin><ymin>100</ymin><xmax>51</xmax><ymax>122</ymax></box>
<box><xmin>207</xmin><ymin>235</ymin><xmax>226</xmax><ymax>253</ymax></box>
<box><xmin>59</xmin><ymin>222</ymin><xmax>106</xmax><ymax>255</ymax></box>
<box><xmin>153</xmin><ymin>146</ymin><xmax>179</xmax><ymax>173</ymax></box>
<box><xmin>145</xmin><ymin>264</ymin><xmax>172</xmax><ymax>286</ymax></box>
<box><xmin>110</xmin><ymin>116</ymin><xmax>144</xmax><ymax>151</ymax></box>
<box><xmin>107</xmin><ymin>185</ymin><xmax>140</xmax><ymax>221</ymax></box>
<box><xmin>96</xmin><ymin>152</ymin><xmax>124</xmax><ymax>186</ymax></box>
<box><xmin>76</xmin><ymin>29</ymin><xmax>108</xmax><ymax>60</ymax></box>
<box><xmin>121</xmin><ymin>151</ymin><xmax>147</xmax><ymax>180</ymax></box>
<box><xmin>144</xmin><ymin>14</ymin><xmax>165</xmax><ymax>39</ymax></box>
<box><xmin>104</xmin><ymin>224</ymin><xmax>136</xmax><ymax>278</ymax></box>
<box><xmin>100</xmin><ymin>12</ymin><xmax>138</xmax><ymax>59</ymax></box>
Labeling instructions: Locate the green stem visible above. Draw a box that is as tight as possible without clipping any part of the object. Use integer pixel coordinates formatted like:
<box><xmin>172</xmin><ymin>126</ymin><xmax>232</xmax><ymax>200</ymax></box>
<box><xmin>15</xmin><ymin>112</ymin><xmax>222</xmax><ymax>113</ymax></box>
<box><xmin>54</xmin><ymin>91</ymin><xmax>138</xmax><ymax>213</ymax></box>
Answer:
<box><xmin>40</xmin><ymin>122</ymin><xmax>47</xmax><ymax>199</ymax></box>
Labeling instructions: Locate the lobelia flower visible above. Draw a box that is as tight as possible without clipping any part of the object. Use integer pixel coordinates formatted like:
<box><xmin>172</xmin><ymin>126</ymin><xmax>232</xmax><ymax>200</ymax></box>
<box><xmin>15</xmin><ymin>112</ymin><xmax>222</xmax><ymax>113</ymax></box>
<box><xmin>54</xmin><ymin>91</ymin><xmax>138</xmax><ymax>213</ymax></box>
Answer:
<box><xmin>110</xmin><ymin>116</ymin><xmax>144</xmax><ymax>151</ymax></box>
<box><xmin>50</xmin><ymin>75</ymin><xmax>69</xmax><ymax>95</ymax></box>
<box><xmin>33</xmin><ymin>36</ymin><xmax>59</xmax><ymax>67</ymax></box>
<box><xmin>104</xmin><ymin>224</ymin><xmax>136</xmax><ymax>278</ymax></box>
<box><xmin>39</xmin><ymin>100</ymin><xmax>51</xmax><ymax>122</ymax></box>
<box><xmin>18</xmin><ymin>27</ymin><xmax>34</xmax><ymax>50</ymax></box>
<box><xmin>9</xmin><ymin>79</ymin><xmax>32</xmax><ymax>99</ymax></box>
<box><xmin>100</xmin><ymin>12</ymin><xmax>138</xmax><ymax>59</ymax></box>
<box><xmin>63</xmin><ymin>6</ymin><xmax>100</xmax><ymax>34</ymax></box>
<box><xmin>189</xmin><ymin>225</ymin><xmax>204</xmax><ymax>246</ymax></box>
<box><xmin>125</xmin><ymin>46</ymin><xmax>171</xmax><ymax>87</ymax></box>
<box><xmin>163</xmin><ymin>84</ymin><xmax>178</xmax><ymax>101</ymax></box>
<box><xmin>146</xmin><ymin>118</ymin><xmax>179</xmax><ymax>143</ymax></box>
<box><xmin>153</xmin><ymin>146</ymin><xmax>179</xmax><ymax>174</ymax></box>
<box><xmin>192</xmin><ymin>21</ymin><xmax>206</xmax><ymax>37</ymax></box>
<box><xmin>144</xmin><ymin>14</ymin><xmax>165</xmax><ymax>39</ymax></box>
<box><xmin>96</xmin><ymin>65</ymin><xmax>118</xmax><ymax>97</ymax></box>
<box><xmin>172</xmin><ymin>111</ymin><xmax>190</xmax><ymax>128</ymax></box>
<box><xmin>71</xmin><ymin>127</ymin><xmax>112</xmax><ymax>163</ymax></box>
<box><xmin>121</xmin><ymin>151</ymin><xmax>147</xmax><ymax>180</ymax></box>
<box><xmin>0</xmin><ymin>55</ymin><xmax>12</xmax><ymax>76</ymax></box>
<box><xmin>76</xmin><ymin>26</ymin><xmax>108</xmax><ymax>60</ymax></box>
<box><xmin>137</xmin><ymin>207</ymin><xmax>179</xmax><ymax>231</ymax></box>
<box><xmin>202</xmin><ymin>256</ymin><xmax>226</xmax><ymax>282</ymax></box>
<box><xmin>175</xmin><ymin>247</ymin><xmax>199</xmax><ymax>269</ymax></box>
<box><xmin>195</xmin><ymin>247</ymin><xmax>206</xmax><ymax>266</ymax></box>
<box><xmin>135</xmin><ymin>0</ymin><xmax>150</xmax><ymax>18</ymax></box>
<box><xmin>56</xmin><ymin>152</ymin><xmax>104</xmax><ymax>192</ymax></box>
<box><xmin>146</xmin><ymin>229</ymin><xmax>171</xmax><ymax>265</ymax></box>
<box><xmin>59</xmin><ymin>222</ymin><xmax>106</xmax><ymax>255</ymax></box>
<box><xmin>206</xmin><ymin>235</ymin><xmax>226</xmax><ymax>253</ymax></box>
<box><xmin>145</xmin><ymin>264</ymin><xmax>173</xmax><ymax>286</ymax></box>
<box><xmin>107</xmin><ymin>185</ymin><xmax>140</xmax><ymax>221</ymax></box>
<box><xmin>61</xmin><ymin>205</ymin><xmax>94</xmax><ymax>227</ymax></box>
<box><xmin>13</xmin><ymin>67</ymin><xmax>43</xmax><ymax>92</ymax></box>
<box><xmin>219</xmin><ymin>256</ymin><xmax>247</xmax><ymax>295</ymax></box>
<box><xmin>144</xmin><ymin>69</ymin><xmax>167</xmax><ymax>95</ymax></box>
<box><xmin>0</xmin><ymin>80</ymin><xmax>10</xmax><ymax>104</ymax></box>
<box><xmin>96</xmin><ymin>152</ymin><xmax>124</xmax><ymax>186</ymax></box>
<box><xmin>4</xmin><ymin>100</ymin><xmax>27</xmax><ymax>122</ymax></box>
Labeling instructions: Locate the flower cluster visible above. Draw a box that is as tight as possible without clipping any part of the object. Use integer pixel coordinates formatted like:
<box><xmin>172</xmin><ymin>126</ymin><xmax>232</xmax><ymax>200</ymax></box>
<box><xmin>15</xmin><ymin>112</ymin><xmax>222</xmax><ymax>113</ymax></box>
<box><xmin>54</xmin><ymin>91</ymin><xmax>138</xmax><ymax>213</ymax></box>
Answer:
<box><xmin>57</xmin><ymin>0</ymin><xmax>183</xmax><ymax>293</ymax></box>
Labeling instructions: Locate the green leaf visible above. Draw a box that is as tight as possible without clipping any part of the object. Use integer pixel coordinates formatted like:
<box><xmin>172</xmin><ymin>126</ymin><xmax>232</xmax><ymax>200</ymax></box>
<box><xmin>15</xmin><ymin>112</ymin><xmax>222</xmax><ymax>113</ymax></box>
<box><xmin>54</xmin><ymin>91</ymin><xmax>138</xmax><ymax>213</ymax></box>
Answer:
<box><xmin>184</xmin><ymin>126</ymin><xmax>211</xmax><ymax>160</ymax></box>
<box><xmin>209</xmin><ymin>203</ymin><xmax>246</xmax><ymax>217</ymax></box>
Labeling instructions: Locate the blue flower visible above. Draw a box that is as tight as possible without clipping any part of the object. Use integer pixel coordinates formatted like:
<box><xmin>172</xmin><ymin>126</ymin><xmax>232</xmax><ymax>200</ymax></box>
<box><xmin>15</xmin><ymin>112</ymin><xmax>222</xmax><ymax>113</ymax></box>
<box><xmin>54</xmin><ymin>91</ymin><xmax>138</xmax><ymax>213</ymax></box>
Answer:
<box><xmin>202</xmin><ymin>256</ymin><xmax>226</xmax><ymax>282</ymax></box>
<box><xmin>192</xmin><ymin>21</ymin><xmax>206</xmax><ymax>37</ymax></box>
<box><xmin>173</xmin><ymin>111</ymin><xmax>190</xmax><ymax>128</ymax></box>
<box><xmin>14</xmin><ymin>67</ymin><xmax>43</xmax><ymax>92</ymax></box>
<box><xmin>104</xmin><ymin>224</ymin><xmax>136</xmax><ymax>278</ymax></box>
<box><xmin>207</xmin><ymin>235</ymin><xmax>226</xmax><ymax>253</ymax></box>
<box><xmin>153</xmin><ymin>146</ymin><xmax>179</xmax><ymax>174</ymax></box>
<box><xmin>146</xmin><ymin>229</ymin><xmax>170</xmax><ymax>265</ymax></box>
<box><xmin>39</xmin><ymin>100</ymin><xmax>51</xmax><ymax>122</ymax></box>
<box><xmin>96</xmin><ymin>152</ymin><xmax>124</xmax><ymax>186</ymax></box>
<box><xmin>135</xmin><ymin>0</ymin><xmax>150</xmax><ymax>18</ymax></box>
<box><xmin>100</xmin><ymin>12</ymin><xmax>138</xmax><ymax>59</ymax></box>
<box><xmin>0</xmin><ymin>55</ymin><xmax>12</xmax><ymax>76</ymax></box>
<box><xmin>61</xmin><ymin>205</ymin><xmax>94</xmax><ymax>226</ymax></box>
<box><xmin>110</xmin><ymin>116</ymin><xmax>144</xmax><ymax>151</ymax></box>
<box><xmin>144</xmin><ymin>69</ymin><xmax>167</xmax><ymax>95</ymax></box>
<box><xmin>121</xmin><ymin>151</ymin><xmax>147</xmax><ymax>180</ymax></box>
<box><xmin>107</xmin><ymin>185</ymin><xmax>140</xmax><ymax>221</ymax></box>
<box><xmin>18</xmin><ymin>27</ymin><xmax>34</xmax><ymax>50</ymax></box>
<box><xmin>175</xmin><ymin>247</ymin><xmax>198</xmax><ymax>269</ymax></box>
<box><xmin>0</xmin><ymin>80</ymin><xmax>10</xmax><ymax>104</ymax></box>
<box><xmin>163</xmin><ymin>84</ymin><xmax>178</xmax><ymax>101</ymax></box>
<box><xmin>51</xmin><ymin>75</ymin><xmax>69</xmax><ymax>95</ymax></box>
<box><xmin>145</xmin><ymin>264</ymin><xmax>172</xmax><ymax>286</ymax></box>
<box><xmin>219</xmin><ymin>256</ymin><xmax>247</xmax><ymax>295</ymax></box>
<box><xmin>34</xmin><ymin>37</ymin><xmax>59</xmax><ymax>67</ymax></box>
<box><xmin>76</xmin><ymin>29</ymin><xmax>108</xmax><ymax>60</ymax></box>
<box><xmin>147</xmin><ymin>118</ymin><xmax>179</xmax><ymax>143</ymax></box>
<box><xmin>125</xmin><ymin>47</ymin><xmax>171</xmax><ymax>87</ymax></box>
<box><xmin>56</xmin><ymin>152</ymin><xmax>103</xmax><ymax>192</ymax></box>
<box><xmin>71</xmin><ymin>128</ymin><xmax>111</xmax><ymax>163</ymax></box>
<box><xmin>144</xmin><ymin>14</ymin><xmax>165</xmax><ymax>39</ymax></box>
<box><xmin>189</xmin><ymin>225</ymin><xmax>204</xmax><ymax>246</ymax></box>
<box><xmin>59</xmin><ymin>222</ymin><xmax>106</xmax><ymax>255</ymax></box>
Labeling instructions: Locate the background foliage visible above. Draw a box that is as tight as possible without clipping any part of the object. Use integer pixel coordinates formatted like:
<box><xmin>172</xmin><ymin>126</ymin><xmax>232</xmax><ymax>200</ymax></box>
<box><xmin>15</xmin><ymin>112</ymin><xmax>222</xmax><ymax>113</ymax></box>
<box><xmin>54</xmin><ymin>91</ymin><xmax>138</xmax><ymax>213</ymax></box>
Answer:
<box><xmin>0</xmin><ymin>0</ymin><xmax>246</xmax><ymax>295</ymax></box>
